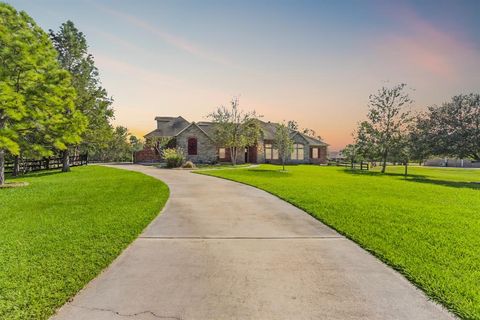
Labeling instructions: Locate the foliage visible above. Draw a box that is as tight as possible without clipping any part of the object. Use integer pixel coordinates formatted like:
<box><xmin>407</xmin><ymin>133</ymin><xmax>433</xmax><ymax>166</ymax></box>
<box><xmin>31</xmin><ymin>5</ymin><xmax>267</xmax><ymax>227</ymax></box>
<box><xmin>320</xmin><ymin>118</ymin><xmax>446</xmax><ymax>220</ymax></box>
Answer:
<box><xmin>163</xmin><ymin>147</ymin><xmax>184</xmax><ymax>168</ymax></box>
<box><xmin>208</xmin><ymin>97</ymin><xmax>261</xmax><ymax>165</ymax></box>
<box><xmin>49</xmin><ymin>21</ymin><xmax>114</xmax><ymax>158</ymax></box>
<box><xmin>129</xmin><ymin>135</ymin><xmax>144</xmax><ymax>162</ymax></box>
<box><xmin>199</xmin><ymin>165</ymin><xmax>480</xmax><ymax>319</ymax></box>
<box><xmin>421</xmin><ymin>93</ymin><xmax>480</xmax><ymax>160</ymax></box>
<box><xmin>0</xmin><ymin>166</ymin><xmax>168</xmax><ymax>319</ymax></box>
<box><xmin>274</xmin><ymin>122</ymin><xmax>294</xmax><ymax>170</ymax></box>
<box><xmin>354</xmin><ymin>84</ymin><xmax>412</xmax><ymax>173</ymax></box>
<box><xmin>340</xmin><ymin>143</ymin><xmax>360</xmax><ymax>163</ymax></box>
<box><xmin>145</xmin><ymin>136</ymin><xmax>173</xmax><ymax>156</ymax></box>
<box><xmin>287</xmin><ymin>120</ymin><xmax>299</xmax><ymax>131</ymax></box>
<box><xmin>0</xmin><ymin>3</ymin><xmax>83</xmax><ymax>184</ymax></box>
<box><xmin>89</xmin><ymin>126</ymin><xmax>135</xmax><ymax>162</ymax></box>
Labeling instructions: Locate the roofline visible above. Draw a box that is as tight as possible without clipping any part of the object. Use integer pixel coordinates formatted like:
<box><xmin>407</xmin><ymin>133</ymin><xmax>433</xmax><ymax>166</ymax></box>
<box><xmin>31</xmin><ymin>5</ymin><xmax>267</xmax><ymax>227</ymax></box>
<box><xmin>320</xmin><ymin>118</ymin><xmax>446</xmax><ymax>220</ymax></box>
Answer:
<box><xmin>175</xmin><ymin>122</ymin><xmax>215</xmax><ymax>142</ymax></box>
<box><xmin>154</xmin><ymin>116</ymin><xmax>189</xmax><ymax>122</ymax></box>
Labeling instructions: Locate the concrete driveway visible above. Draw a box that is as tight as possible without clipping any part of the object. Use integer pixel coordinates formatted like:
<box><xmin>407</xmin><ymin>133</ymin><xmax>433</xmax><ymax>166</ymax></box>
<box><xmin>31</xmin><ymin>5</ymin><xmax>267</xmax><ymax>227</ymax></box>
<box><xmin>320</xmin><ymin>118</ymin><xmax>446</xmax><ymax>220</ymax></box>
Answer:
<box><xmin>52</xmin><ymin>164</ymin><xmax>455</xmax><ymax>320</ymax></box>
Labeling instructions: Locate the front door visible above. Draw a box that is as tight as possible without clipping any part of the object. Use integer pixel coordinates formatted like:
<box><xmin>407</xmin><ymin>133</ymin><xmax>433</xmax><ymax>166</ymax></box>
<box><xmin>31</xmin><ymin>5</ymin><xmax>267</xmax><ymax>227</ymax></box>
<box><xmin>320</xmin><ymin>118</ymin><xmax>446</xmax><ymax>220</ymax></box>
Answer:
<box><xmin>246</xmin><ymin>146</ymin><xmax>257</xmax><ymax>163</ymax></box>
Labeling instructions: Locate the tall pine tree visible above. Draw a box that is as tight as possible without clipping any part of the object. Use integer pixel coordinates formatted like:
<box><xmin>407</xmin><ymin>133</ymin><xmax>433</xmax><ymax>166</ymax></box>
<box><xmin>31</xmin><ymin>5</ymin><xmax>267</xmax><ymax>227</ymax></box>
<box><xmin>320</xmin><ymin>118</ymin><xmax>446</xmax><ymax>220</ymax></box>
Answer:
<box><xmin>49</xmin><ymin>21</ymin><xmax>114</xmax><ymax>171</ymax></box>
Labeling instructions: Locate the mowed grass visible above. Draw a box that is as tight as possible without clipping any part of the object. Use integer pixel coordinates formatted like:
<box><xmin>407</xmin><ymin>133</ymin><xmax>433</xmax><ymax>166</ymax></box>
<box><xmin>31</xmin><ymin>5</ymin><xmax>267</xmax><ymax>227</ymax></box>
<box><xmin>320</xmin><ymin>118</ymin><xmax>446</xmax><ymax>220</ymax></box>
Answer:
<box><xmin>0</xmin><ymin>166</ymin><xmax>169</xmax><ymax>320</ymax></box>
<box><xmin>198</xmin><ymin>165</ymin><xmax>480</xmax><ymax>319</ymax></box>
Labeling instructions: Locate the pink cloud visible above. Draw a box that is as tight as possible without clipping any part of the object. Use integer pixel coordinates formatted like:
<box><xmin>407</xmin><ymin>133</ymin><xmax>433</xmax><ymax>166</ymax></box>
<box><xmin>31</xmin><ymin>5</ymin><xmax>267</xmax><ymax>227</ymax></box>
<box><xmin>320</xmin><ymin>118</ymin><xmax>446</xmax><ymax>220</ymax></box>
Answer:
<box><xmin>376</xmin><ymin>2</ymin><xmax>479</xmax><ymax>78</ymax></box>
<box><xmin>90</xmin><ymin>2</ymin><xmax>233</xmax><ymax>67</ymax></box>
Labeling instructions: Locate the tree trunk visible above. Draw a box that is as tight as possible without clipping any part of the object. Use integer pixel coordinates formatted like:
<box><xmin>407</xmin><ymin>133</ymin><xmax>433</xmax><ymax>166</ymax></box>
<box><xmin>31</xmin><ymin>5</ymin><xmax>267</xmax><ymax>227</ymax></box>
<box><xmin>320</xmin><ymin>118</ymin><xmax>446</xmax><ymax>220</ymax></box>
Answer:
<box><xmin>62</xmin><ymin>149</ymin><xmax>70</xmax><ymax>172</ymax></box>
<box><xmin>404</xmin><ymin>161</ymin><xmax>408</xmax><ymax>178</ymax></box>
<box><xmin>231</xmin><ymin>147</ymin><xmax>237</xmax><ymax>166</ymax></box>
<box><xmin>13</xmin><ymin>155</ymin><xmax>20</xmax><ymax>177</ymax></box>
<box><xmin>0</xmin><ymin>149</ymin><xmax>5</xmax><ymax>186</ymax></box>
<box><xmin>381</xmin><ymin>150</ymin><xmax>388</xmax><ymax>173</ymax></box>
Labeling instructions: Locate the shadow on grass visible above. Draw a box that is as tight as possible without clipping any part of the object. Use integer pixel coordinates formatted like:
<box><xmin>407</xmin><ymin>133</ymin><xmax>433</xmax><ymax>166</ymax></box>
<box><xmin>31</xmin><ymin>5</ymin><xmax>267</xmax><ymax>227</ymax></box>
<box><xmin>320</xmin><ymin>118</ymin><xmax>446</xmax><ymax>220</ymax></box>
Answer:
<box><xmin>7</xmin><ymin>169</ymin><xmax>64</xmax><ymax>180</ymax></box>
<box><xmin>240</xmin><ymin>168</ymin><xmax>293</xmax><ymax>178</ymax></box>
<box><xmin>343</xmin><ymin>168</ymin><xmax>480</xmax><ymax>190</ymax></box>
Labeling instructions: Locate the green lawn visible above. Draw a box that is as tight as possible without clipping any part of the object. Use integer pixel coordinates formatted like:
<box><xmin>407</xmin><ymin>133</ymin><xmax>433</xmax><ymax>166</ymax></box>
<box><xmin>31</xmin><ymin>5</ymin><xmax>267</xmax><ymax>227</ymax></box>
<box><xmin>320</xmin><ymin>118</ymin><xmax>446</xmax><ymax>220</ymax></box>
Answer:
<box><xmin>198</xmin><ymin>165</ymin><xmax>480</xmax><ymax>319</ymax></box>
<box><xmin>0</xmin><ymin>166</ymin><xmax>169</xmax><ymax>320</ymax></box>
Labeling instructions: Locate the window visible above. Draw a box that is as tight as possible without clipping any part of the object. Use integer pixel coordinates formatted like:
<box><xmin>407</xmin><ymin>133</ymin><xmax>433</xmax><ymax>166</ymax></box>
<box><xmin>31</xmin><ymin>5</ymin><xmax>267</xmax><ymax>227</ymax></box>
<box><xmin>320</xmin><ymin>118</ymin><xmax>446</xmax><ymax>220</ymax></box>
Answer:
<box><xmin>188</xmin><ymin>138</ymin><xmax>197</xmax><ymax>155</ymax></box>
<box><xmin>219</xmin><ymin>148</ymin><xmax>226</xmax><ymax>159</ymax></box>
<box><xmin>264</xmin><ymin>143</ymin><xmax>278</xmax><ymax>160</ymax></box>
<box><xmin>272</xmin><ymin>148</ymin><xmax>279</xmax><ymax>160</ymax></box>
<box><xmin>265</xmin><ymin>144</ymin><xmax>272</xmax><ymax>160</ymax></box>
<box><xmin>312</xmin><ymin>147</ymin><xmax>318</xmax><ymax>159</ymax></box>
<box><xmin>291</xmin><ymin>144</ymin><xmax>304</xmax><ymax>160</ymax></box>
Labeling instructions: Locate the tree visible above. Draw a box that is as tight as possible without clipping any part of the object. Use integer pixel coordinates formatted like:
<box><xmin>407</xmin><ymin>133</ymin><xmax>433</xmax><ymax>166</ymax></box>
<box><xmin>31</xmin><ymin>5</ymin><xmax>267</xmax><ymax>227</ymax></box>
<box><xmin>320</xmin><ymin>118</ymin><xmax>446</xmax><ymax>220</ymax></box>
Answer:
<box><xmin>422</xmin><ymin>94</ymin><xmax>480</xmax><ymax>160</ymax></box>
<box><xmin>50</xmin><ymin>21</ymin><xmax>114</xmax><ymax>171</ymax></box>
<box><xmin>145</xmin><ymin>136</ymin><xmax>174</xmax><ymax>157</ymax></box>
<box><xmin>341</xmin><ymin>143</ymin><xmax>360</xmax><ymax>164</ymax></box>
<box><xmin>0</xmin><ymin>3</ymin><xmax>80</xmax><ymax>184</ymax></box>
<box><xmin>274</xmin><ymin>122</ymin><xmax>294</xmax><ymax>170</ymax></box>
<box><xmin>357</xmin><ymin>84</ymin><xmax>413</xmax><ymax>173</ymax></box>
<box><xmin>129</xmin><ymin>135</ymin><xmax>144</xmax><ymax>163</ymax></box>
<box><xmin>287</xmin><ymin>120</ymin><xmax>299</xmax><ymax>131</ymax></box>
<box><xmin>208</xmin><ymin>98</ymin><xmax>261</xmax><ymax>165</ymax></box>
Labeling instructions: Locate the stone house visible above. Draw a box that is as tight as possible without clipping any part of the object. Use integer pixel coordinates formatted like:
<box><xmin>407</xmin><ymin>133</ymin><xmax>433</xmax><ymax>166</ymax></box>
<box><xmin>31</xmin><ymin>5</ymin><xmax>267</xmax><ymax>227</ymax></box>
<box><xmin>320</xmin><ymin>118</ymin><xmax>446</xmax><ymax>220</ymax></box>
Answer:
<box><xmin>134</xmin><ymin>116</ymin><xmax>328</xmax><ymax>164</ymax></box>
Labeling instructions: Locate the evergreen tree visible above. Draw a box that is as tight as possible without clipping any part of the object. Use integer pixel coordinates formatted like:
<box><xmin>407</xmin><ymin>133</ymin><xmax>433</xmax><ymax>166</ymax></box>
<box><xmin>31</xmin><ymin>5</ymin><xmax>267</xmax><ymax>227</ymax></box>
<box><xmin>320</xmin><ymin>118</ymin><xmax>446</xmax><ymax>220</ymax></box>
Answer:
<box><xmin>0</xmin><ymin>3</ymin><xmax>82</xmax><ymax>184</ymax></box>
<box><xmin>49</xmin><ymin>21</ymin><xmax>114</xmax><ymax>171</ymax></box>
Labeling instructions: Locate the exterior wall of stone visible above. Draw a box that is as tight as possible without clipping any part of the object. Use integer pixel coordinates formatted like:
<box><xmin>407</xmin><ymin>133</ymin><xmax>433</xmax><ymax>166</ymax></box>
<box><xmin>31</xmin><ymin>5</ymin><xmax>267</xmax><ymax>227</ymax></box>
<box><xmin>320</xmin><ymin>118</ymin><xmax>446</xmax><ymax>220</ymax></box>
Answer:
<box><xmin>176</xmin><ymin>124</ymin><xmax>217</xmax><ymax>164</ymax></box>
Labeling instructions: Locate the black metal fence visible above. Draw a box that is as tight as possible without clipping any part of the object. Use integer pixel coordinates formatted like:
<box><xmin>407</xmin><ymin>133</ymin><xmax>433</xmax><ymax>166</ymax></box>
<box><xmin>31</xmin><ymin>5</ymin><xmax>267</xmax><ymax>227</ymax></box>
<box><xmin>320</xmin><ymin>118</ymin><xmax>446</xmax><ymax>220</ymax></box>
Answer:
<box><xmin>5</xmin><ymin>154</ymin><xmax>88</xmax><ymax>175</ymax></box>
<box><xmin>327</xmin><ymin>160</ymin><xmax>369</xmax><ymax>171</ymax></box>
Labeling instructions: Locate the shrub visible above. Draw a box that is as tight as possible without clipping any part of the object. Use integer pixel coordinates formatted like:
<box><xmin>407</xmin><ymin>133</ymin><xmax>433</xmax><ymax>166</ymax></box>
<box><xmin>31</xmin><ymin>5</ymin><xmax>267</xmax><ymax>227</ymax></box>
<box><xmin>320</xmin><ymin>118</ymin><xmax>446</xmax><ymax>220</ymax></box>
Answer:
<box><xmin>163</xmin><ymin>148</ymin><xmax>184</xmax><ymax>168</ymax></box>
<box><xmin>182</xmin><ymin>161</ymin><xmax>196</xmax><ymax>169</ymax></box>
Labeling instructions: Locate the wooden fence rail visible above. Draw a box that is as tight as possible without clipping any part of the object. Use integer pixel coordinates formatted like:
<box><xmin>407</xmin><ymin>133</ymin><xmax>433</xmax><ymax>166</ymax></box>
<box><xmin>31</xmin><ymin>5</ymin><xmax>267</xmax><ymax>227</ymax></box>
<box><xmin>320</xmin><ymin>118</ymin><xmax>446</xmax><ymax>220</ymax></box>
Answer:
<box><xmin>4</xmin><ymin>154</ymin><xmax>88</xmax><ymax>175</ymax></box>
<box><xmin>327</xmin><ymin>160</ymin><xmax>369</xmax><ymax>171</ymax></box>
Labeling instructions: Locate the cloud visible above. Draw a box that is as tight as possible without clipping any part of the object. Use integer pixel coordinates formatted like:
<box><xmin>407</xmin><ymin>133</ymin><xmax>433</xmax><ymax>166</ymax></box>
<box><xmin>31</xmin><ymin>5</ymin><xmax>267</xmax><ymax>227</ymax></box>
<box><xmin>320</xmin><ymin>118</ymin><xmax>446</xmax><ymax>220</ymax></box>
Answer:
<box><xmin>90</xmin><ymin>2</ymin><xmax>233</xmax><ymax>67</ymax></box>
<box><xmin>376</xmin><ymin>2</ymin><xmax>480</xmax><ymax>78</ymax></box>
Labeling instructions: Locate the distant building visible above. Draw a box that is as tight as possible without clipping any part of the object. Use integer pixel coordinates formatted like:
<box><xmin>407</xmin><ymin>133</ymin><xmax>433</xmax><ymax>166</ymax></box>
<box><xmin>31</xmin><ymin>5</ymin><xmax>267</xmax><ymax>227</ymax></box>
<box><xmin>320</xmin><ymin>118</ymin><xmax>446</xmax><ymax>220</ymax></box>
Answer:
<box><xmin>424</xmin><ymin>158</ymin><xmax>480</xmax><ymax>168</ymax></box>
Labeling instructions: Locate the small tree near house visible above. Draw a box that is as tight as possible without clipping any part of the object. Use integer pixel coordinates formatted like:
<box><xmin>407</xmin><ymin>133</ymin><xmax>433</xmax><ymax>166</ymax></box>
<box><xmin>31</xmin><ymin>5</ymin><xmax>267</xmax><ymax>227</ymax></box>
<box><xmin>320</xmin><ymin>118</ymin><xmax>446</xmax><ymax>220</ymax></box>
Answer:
<box><xmin>208</xmin><ymin>98</ymin><xmax>261</xmax><ymax>166</ymax></box>
<box><xmin>146</xmin><ymin>136</ymin><xmax>174</xmax><ymax>157</ymax></box>
<box><xmin>274</xmin><ymin>122</ymin><xmax>294</xmax><ymax>171</ymax></box>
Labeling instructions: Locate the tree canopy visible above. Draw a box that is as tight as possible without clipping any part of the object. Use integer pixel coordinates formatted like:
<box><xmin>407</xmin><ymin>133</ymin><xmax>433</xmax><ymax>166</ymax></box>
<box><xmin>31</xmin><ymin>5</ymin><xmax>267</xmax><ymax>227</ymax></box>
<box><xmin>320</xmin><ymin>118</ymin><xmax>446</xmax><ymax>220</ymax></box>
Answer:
<box><xmin>208</xmin><ymin>98</ymin><xmax>261</xmax><ymax>165</ymax></box>
<box><xmin>0</xmin><ymin>3</ymin><xmax>84</xmax><ymax>184</ymax></box>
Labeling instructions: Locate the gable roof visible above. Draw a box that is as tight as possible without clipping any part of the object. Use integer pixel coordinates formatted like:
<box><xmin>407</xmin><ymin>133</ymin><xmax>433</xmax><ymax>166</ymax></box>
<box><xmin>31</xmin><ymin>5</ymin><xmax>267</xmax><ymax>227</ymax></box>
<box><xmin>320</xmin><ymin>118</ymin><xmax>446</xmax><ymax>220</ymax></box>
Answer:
<box><xmin>145</xmin><ymin>116</ymin><xmax>190</xmax><ymax>138</ymax></box>
<box><xmin>293</xmin><ymin>132</ymin><xmax>328</xmax><ymax>146</ymax></box>
<box><xmin>175</xmin><ymin>122</ymin><xmax>215</xmax><ymax>142</ymax></box>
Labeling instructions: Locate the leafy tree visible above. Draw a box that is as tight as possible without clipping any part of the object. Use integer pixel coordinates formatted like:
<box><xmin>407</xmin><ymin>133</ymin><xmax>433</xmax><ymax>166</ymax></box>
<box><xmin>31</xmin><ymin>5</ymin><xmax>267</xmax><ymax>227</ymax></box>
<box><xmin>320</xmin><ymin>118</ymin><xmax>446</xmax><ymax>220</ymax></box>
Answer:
<box><xmin>357</xmin><ymin>84</ymin><xmax>413</xmax><ymax>173</ymax></box>
<box><xmin>129</xmin><ymin>135</ymin><xmax>144</xmax><ymax>162</ymax></box>
<box><xmin>341</xmin><ymin>143</ymin><xmax>360</xmax><ymax>163</ymax></box>
<box><xmin>274</xmin><ymin>122</ymin><xmax>294</xmax><ymax>170</ymax></box>
<box><xmin>145</xmin><ymin>136</ymin><xmax>174</xmax><ymax>157</ymax></box>
<box><xmin>0</xmin><ymin>3</ymin><xmax>81</xmax><ymax>184</ymax></box>
<box><xmin>208</xmin><ymin>98</ymin><xmax>261</xmax><ymax>165</ymax></box>
<box><xmin>49</xmin><ymin>20</ymin><xmax>114</xmax><ymax>171</ymax></box>
<box><xmin>407</xmin><ymin>113</ymin><xmax>431</xmax><ymax>165</ymax></box>
<box><xmin>287</xmin><ymin>120</ymin><xmax>299</xmax><ymax>131</ymax></box>
<box><xmin>422</xmin><ymin>94</ymin><xmax>480</xmax><ymax>160</ymax></box>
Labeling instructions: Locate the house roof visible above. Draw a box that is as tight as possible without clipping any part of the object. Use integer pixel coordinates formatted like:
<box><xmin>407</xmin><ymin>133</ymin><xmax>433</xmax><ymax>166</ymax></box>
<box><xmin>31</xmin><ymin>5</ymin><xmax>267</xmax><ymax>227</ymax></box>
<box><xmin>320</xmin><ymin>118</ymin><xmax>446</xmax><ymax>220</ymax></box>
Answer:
<box><xmin>145</xmin><ymin>116</ymin><xmax>190</xmax><ymax>138</ymax></box>
<box><xmin>295</xmin><ymin>132</ymin><xmax>329</xmax><ymax>146</ymax></box>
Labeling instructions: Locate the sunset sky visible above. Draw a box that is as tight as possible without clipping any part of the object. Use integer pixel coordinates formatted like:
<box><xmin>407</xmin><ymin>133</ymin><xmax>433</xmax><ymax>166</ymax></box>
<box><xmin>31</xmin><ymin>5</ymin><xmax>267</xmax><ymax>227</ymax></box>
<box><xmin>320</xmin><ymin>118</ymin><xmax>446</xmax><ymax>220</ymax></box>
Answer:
<box><xmin>9</xmin><ymin>0</ymin><xmax>480</xmax><ymax>150</ymax></box>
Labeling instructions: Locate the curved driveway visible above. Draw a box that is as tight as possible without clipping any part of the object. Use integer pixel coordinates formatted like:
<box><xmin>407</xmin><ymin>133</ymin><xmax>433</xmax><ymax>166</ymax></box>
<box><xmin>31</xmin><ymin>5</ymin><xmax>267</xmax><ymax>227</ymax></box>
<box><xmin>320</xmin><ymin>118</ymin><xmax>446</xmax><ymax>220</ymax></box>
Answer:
<box><xmin>52</xmin><ymin>164</ymin><xmax>455</xmax><ymax>320</ymax></box>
